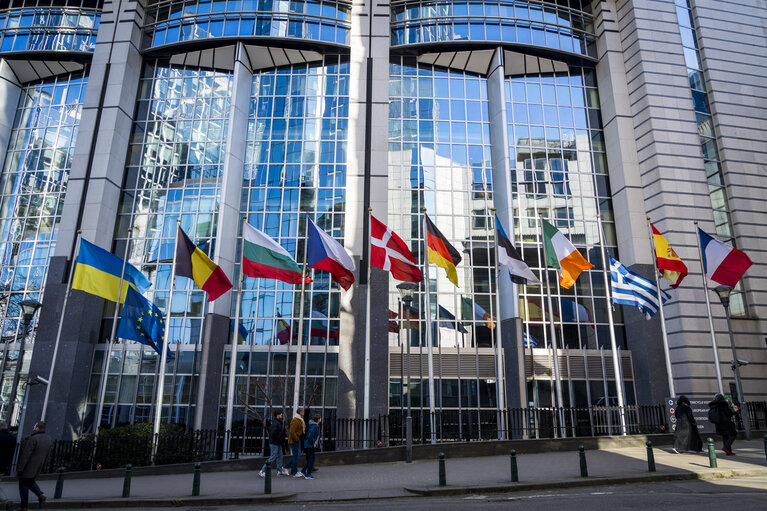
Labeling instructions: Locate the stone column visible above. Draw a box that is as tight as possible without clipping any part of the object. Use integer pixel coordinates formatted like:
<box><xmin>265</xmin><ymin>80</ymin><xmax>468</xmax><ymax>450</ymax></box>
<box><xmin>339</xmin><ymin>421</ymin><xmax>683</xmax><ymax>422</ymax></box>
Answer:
<box><xmin>0</xmin><ymin>60</ymin><xmax>22</xmax><ymax>176</ymax></box>
<box><xmin>25</xmin><ymin>0</ymin><xmax>145</xmax><ymax>439</ymax></box>
<box><xmin>487</xmin><ymin>48</ymin><xmax>526</xmax><ymax>411</ymax></box>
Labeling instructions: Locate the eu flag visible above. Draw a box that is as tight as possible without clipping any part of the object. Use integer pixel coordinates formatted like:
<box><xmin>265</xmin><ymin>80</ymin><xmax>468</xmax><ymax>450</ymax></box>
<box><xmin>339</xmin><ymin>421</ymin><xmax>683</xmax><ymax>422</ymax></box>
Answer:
<box><xmin>117</xmin><ymin>287</ymin><xmax>173</xmax><ymax>359</ymax></box>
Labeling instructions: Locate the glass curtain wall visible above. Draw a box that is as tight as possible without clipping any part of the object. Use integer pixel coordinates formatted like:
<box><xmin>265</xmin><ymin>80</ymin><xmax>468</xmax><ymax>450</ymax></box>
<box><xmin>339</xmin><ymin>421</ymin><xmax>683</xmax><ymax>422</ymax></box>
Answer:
<box><xmin>0</xmin><ymin>72</ymin><xmax>87</xmax><ymax>422</ymax></box>
<box><xmin>224</xmin><ymin>56</ymin><xmax>349</xmax><ymax>449</ymax></box>
<box><xmin>388</xmin><ymin>57</ymin><xmax>500</xmax><ymax>438</ymax></box>
<box><xmin>86</xmin><ymin>62</ymin><xmax>232</xmax><ymax>431</ymax></box>
<box><xmin>506</xmin><ymin>64</ymin><xmax>626</xmax><ymax>408</ymax></box>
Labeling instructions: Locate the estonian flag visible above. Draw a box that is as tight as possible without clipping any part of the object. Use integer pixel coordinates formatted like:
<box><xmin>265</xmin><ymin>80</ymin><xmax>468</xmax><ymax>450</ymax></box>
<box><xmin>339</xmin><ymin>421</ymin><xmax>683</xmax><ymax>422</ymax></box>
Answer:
<box><xmin>175</xmin><ymin>226</ymin><xmax>233</xmax><ymax>301</ymax></box>
<box><xmin>425</xmin><ymin>214</ymin><xmax>462</xmax><ymax>287</ymax></box>
<box><xmin>72</xmin><ymin>239</ymin><xmax>151</xmax><ymax>304</ymax></box>
<box><xmin>495</xmin><ymin>215</ymin><xmax>540</xmax><ymax>285</ymax></box>
<box><xmin>438</xmin><ymin>305</ymin><xmax>468</xmax><ymax>333</ymax></box>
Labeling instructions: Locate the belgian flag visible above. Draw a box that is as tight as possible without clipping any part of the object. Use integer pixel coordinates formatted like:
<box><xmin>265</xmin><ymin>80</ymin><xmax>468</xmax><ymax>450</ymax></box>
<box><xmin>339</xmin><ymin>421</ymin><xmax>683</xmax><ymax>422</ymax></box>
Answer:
<box><xmin>425</xmin><ymin>214</ymin><xmax>462</xmax><ymax>287</ymax></box>
<box><xmin>175</xmin><ymin>226</ymin><xmax>232</xmax><ymax>301</ymax></box>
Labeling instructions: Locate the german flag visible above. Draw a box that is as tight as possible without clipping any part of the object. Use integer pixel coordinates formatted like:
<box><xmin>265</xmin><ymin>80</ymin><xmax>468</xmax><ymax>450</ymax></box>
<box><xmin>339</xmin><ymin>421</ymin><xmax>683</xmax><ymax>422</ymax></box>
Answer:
<box><xmin>175</xmin><ymin>226</ymin><xmax>232</xmax><ymax>301</ymax></box>
<box><xmin>425</xmin><ymin>214</ymin><xmax>462</xmax><ymax>287</ymax></box>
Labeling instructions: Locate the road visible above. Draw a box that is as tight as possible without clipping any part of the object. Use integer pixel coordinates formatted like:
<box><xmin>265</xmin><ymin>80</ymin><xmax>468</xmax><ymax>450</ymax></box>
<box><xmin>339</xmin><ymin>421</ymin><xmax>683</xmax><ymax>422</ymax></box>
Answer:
<box><xmin>81</xmin><ymin>475</ymin><xmax>767</xmax><ymax>510</ymax></box>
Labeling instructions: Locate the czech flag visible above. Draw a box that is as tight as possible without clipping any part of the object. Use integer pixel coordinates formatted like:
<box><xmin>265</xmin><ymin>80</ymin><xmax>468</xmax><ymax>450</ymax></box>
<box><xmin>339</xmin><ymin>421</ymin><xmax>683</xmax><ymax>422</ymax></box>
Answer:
<box><xmin>698</xmin><ymin>228</ymin><xmax>752</xmax><ymax>287</ymax></box>
<box><xmin>307</xmin><ymin>218</ymin><xmax>355</xmax><ymax>290</ymax></box>
<box><xmin>175</xmin><ymin>226</ymin><xmax>233</xmax><ymax>301</ymax></box>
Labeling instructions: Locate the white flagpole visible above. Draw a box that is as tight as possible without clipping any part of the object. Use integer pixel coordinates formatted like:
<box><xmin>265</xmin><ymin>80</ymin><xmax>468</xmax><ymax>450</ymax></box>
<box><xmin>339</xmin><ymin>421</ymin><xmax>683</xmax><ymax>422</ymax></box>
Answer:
<box><xmin>647</xmin><ymin>219</ymin><xmax>675</xmax><ymax>398</ymax></box>
<box><xmin>93</xmin><ymin>228</ymin><xmax>134</xmax><ymax>432</ymax></box>
<box><xmin>224</xmin><ymin>216</ymin><xmax>247</xmax><ymax>457</ymax></box>
<box><xmin>538</xmin><ymin>214</ymin><xmax>565</xmax><ymax>438</ymax></box>
<box><xmin>422</xmin><ymin>209</ymin><xmax>436</xmax><ymax>444</ymax></box>
<box><xmin>40</xmin><ymin>231</ymin><xmax>82</xmax><ymax>421</ymax></box>
<box><xmin>363</xmin><ymin>209</ymin><xmax>372</xmax><ymax>446</ymax></box>
<box><xmin>596</xmin><ymin>214</ymin><xmax>627</xmax><ymax>435</ymax></box>
<box><xmin>152</xmin><ymin>219</ymin><xmax>180</xmax><ymax>463</ymax></box>
<box><xmin>694</xmin><ymin>221</ymin><xmax>724</xmax><ymax>394</ymax></box>
<box><xmin>490</xmin><ymin>211</ymin><xmax>506</xmax><ymax>440</ymax></box>
<box><xmin>292</xmin><ymin>214</ymin><xmax>310</xmax><ymax>413</ymax></box>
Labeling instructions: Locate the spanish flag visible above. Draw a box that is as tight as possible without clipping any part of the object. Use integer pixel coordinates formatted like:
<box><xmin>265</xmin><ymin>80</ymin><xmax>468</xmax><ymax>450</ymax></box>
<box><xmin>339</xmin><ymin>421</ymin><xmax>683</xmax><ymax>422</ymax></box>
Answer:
<box><xmin>72</xmin><ymin>239</ymin><xmax>151</xmax><ymax>303</ymax></box>
<box><xmin>425</xmin><ymin>214</ymin><xmax>462</xmax><ymax>287</ymax></box>
<box><xmin>651</xmin><ymin>223</ymin><xmax>687</xmax><ymax>288</ymax></box>
<box><xmin>175</xmin><ymin>226</ymin><xmax>232</xmax><ymax>301</ymax></box>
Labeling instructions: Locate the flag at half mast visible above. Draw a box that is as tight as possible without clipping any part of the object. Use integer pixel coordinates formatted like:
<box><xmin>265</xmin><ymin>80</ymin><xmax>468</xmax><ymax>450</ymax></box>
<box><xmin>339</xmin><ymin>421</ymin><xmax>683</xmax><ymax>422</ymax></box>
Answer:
<box><xmin>425</xmin><ymin>214</ymin><xmax>462</xmax><ymax>287</ymax></box>
<box><xmin>651</xmin><ymin>223</ymin><xmax>688</xmax><ymax>288</ymax></box>
<box><xmin>72</xmin><ymin>239</ymin><xmax>151</xmax><ymax>303</ymax></box>
<box><xmin>541</xmin><ymin>219</ymin><xmax>593</xmax><ymax>289</ymax></box>
<box><xmin>242</xmin><ymin>222</ymin><xmax>311</xmax><ymax>284</ymax></box>
<box><xmin>175</xmin><ymin>226</ymin><xmax>233</xmax><ymax>301</ymax></box>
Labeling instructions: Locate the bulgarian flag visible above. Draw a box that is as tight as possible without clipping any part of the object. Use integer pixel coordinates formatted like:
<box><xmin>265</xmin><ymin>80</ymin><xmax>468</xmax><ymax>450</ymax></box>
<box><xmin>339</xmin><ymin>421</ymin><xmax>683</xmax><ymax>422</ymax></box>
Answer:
<box><xmin>542</xmin><ymin>219</ymin><xmax>593</xmax><ymax>289</ymax></box>
<box><xmin>242</xmin><ymin>222</ymin><xmax>311</xmax><ymax>284</ymax></box>
<box><xmin>175</xmin><ymin>226</ymin><xmax>232</xmax><ymax>301</ymax></box>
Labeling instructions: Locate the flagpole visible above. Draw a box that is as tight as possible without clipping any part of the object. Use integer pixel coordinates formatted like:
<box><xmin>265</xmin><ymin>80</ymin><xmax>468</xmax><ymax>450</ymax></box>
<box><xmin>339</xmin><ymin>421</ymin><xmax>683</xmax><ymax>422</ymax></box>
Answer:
<box><xmin>421</xmin><ymin>208</ymin><xmax>436</xmax><ymax>444</ymax></box>
<box><xmin>292</xmin><ymin>214</ymin><xmax>310</xmax><ymax>413</ymax></box>
<box><xmin>647</xmin><ymin>218</ymin><xmax>675</xmax><ymax>398</ymax></box>
<box><xmin>596</xmin><ymin>214</ymin><xmax>627</xmax><ymax>436</ymax></box>
<box><xmin>224</xmin><ymin>217</ymin><xmax>247</xmax><ymax>457</ymax></box>
<box><xmin>93</xmin><ymin>228</ymin><xmax>134</xmax><ymax>433</ymax></box>
<box><xmin>538</xmin><ymin>214</ymin><xmax>565</xmax><ymax>438</ymax></box>
<box><xmin>694</xmin><ymin>221</ymin><xmax>724</xmax><ymax>394</ymax></box>
<box><xmin>363</xmin><ymin>209</ymin><xmax>372</xmax><ymax>446</ymax></box>
<box><xmin>153</xmin><ymin>218</ymin><xmax>180</xmax><ymax>463</ymax></box>
<box><xmin>40</xmin><ymin>231</ymin><xmax>82</xmax><ymax>422</ymax></box>
<box><xmin>490</xmin><ymin>210</ymin><xmax>506</xmax><ymax>440</ymax></box>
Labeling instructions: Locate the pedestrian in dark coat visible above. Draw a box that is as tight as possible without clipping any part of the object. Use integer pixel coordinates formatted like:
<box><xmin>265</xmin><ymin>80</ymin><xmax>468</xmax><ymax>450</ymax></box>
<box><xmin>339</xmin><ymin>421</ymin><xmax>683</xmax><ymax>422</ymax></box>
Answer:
<box><xmin>300</xmin><ymin>414</ymin><xmax>321</xmax><ymax>479</ymax></box>
<box><xmin>708</xmin><ymin>394</ymin><xmax>737</xmax><ymax>455</ymax></box>
<box><xmin>0</xmin><ymin>420</ymin><xmax>17</xmax><ymax>509</ymax></box>
<box><xmin>259</xmin><ymin>410</ymin><xmax>288</xmax><ymax>478</ymax></box>
<box><xmin>673</xmin><ymin>396</ymin><xmax>702</xmax><ymax>453</ymax></box>
<box><xmin>16</xmin><ymin>421</ymin><xmax>53</xmax><ymax>511</ymax></box>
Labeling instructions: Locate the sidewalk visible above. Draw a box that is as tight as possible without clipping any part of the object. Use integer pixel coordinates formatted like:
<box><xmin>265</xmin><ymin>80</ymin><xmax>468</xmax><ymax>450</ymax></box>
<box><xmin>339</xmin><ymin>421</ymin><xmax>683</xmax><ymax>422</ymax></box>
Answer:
<box><xmin>4</xmin><ymin>440</ymin><xmax>766</xmax><ymax>508</ymax></box>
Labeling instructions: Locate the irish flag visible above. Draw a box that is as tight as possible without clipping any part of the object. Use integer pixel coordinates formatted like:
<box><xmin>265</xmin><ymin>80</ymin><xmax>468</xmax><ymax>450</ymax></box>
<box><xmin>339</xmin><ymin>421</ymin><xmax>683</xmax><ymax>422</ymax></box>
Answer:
<box><xmin>242</xmin><ymin>222</ymin><xmax>311</xmax><ymax>284</ymax></box>
<box><xmin>542</xmin><ymin>219</ymin><xmax>593</xmax><ymax>289</ymax></box>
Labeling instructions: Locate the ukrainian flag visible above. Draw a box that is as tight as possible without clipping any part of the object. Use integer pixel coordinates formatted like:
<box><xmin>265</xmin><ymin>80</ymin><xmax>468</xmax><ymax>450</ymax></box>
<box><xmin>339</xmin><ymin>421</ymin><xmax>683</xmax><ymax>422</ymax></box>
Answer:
<box><xmin>72</xmin><ymin>239</ymin><xmax>151</xmax><ymax>303</ymax></box>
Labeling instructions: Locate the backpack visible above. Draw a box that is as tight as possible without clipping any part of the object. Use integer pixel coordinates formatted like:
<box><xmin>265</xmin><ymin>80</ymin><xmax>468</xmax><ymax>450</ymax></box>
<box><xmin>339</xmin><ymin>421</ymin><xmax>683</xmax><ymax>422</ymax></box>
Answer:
<box><xmin>708</xmin><ymin>406</ymin><xmax>721</xmax><ymax>424</ymax></box>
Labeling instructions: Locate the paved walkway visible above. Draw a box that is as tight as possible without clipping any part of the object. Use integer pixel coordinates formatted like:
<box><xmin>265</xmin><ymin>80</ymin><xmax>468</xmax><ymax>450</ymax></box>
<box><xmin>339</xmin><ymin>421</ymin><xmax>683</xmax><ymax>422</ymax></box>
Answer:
<box><xmin>3</xmin><ymin>440</ymin><xmax>766</xmax><ymax>507</ymax></box>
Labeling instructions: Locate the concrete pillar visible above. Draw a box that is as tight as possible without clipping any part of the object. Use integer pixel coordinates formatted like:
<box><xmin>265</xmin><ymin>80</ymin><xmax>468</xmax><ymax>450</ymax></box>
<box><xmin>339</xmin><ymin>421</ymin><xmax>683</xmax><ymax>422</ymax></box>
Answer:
<box><xmin>339</xmin><ymin>0</ymin><xmax>391</xmax><ymax>419</ymax></box>
<box><xmin>25</xmin><ymin>0</ymin><xmax>145</xmax><ymax>439</ymax></box>
<box><xmin>0</xmin><ymin>60</ymin><xmax>22</xmax><ymax>175</ymax></box>
<box><xmin>194</xmin><ymin>313</ymin><xmax>229</xmax><ymax>430</ymax></box>
<box><xmin>486</xmin><ymin>47</ymin><xmax>526</xmax><ymax>410</ymax></box>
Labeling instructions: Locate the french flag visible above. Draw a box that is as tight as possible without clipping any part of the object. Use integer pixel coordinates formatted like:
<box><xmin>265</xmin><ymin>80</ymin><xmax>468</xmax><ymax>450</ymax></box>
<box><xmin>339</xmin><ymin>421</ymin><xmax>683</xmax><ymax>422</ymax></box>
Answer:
<box><xmin>307</xmin><ymin>218</ymin><xmax>356</xmax><ymax>290</ymax></box>
<box><xmin>699</xmin><ymin>228</ymin><xmax>752</xmax><ymax>287</ymax></box>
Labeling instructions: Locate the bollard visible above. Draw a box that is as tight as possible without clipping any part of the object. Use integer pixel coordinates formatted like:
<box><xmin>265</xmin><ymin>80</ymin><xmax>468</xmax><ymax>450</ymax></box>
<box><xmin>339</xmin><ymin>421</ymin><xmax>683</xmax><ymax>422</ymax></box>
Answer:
<box><xmin>578</xmin><ymin>445</ymin><xmax>588</xmax><ymax>477</ymax></box>
<box><xmin>646</xmin><ymin>441</ymin><xmax>656</xmax><ymax>472</ymax></box>
<box><xmin>192</xmin><ymin>462</ymin><xmax>201</xmax><ymax>496</ymax></box>
<box><xmin>763</xmin><ymin>434</ymin><xmax>767</xmax><ymax>464</ymax></box>
<box><xmin>264</xmin><ymin>461</ymin><xmax>272</xmax><ymax>495</ymax></box>
<box><xmin>510</xmin><ymin>449</ymin><xmax>518</xmax><ymax>482</ymax></box>
<box><xmin>54</xmin><ymin>467</ymin><xmax>65</xmax><ymax>499</ymax></box>
<box><xmin>122</xmin><ymin>464</ymin><xmax>132</xmax><ymax>498</ymax></box>
<box><xmin>707</xmin><ymin>438</ymin><xmax>717</xmax><ymax>468</ymax></box>
<box><xmin>438</xmin><ymin>452</ymin><xmax>446</xmax><ymax>487</ymax></box>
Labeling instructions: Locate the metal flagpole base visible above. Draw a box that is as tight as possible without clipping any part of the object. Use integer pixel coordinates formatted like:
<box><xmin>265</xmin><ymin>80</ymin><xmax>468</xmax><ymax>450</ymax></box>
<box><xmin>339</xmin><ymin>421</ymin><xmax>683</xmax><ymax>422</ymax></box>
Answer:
<box><xmin>405</xmin><ymin>415</ymin><xmax>413</xmax><ymax>463</ymax></box>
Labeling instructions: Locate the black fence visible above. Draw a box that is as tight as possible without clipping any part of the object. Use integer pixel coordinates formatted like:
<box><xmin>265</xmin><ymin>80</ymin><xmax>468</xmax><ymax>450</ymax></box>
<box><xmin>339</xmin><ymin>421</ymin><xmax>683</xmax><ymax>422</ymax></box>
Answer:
<box><xmin>26</xmin><ymin>400</ymin><xmax>767</xmax><ymax>474</ymax></box>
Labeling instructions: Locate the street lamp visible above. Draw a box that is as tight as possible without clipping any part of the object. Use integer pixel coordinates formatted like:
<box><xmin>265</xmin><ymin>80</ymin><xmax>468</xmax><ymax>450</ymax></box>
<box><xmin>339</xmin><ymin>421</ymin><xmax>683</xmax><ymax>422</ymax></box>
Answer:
<box><xmin>713</xmin><ymin>285</ymin><xmax>751</xmax><ymax>440</ymax></box>
<box><xmin>6</xmin><ymin>299</ymin><xmax>42</xmax><ymax>424</ymax></box>
<box><xmin>397</xmin><ymin>282</ymin><xmax>418</xmax><ymax>464</ymax></box>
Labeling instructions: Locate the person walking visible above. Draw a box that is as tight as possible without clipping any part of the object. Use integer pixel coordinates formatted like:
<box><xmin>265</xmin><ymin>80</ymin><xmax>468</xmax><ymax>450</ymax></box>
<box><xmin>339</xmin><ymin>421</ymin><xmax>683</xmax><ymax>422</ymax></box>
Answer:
<box><xmin>0</xmin><ymin>421</ymin><xmax>17</xmax><ymax>510</ymax></box>
<box><xmin>301</xmin><ymin>414</ymin><xmax>321</xmax><ymax>479</ymax></box>
<box><xmin>708</xmin><ymin>394</ymin><xmax>737</xmax><ymax>455</ymax></box>
<box><xmin>672</xmin><ymin>396</ymin><xmax>702</xmax><ymax>453</ymax></box>
<box><xmin>282</xmin><ymin>408</ymin><xmax>305</xmax><ymax>477</ymax></box>
<box><xmin>16</xmin><ymin>421</ymin><xmax>53</xmax><ymax>511</ymax></box>
<box><xmin>259</xmin><ymin>410</ymin><xmax>288</xmax><ymax>478</ymax></box>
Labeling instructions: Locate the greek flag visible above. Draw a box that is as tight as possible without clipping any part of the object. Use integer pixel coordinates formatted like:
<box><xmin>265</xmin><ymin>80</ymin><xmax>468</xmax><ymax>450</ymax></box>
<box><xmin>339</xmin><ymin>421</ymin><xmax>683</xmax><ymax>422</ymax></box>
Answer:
<box><xmin>610</xmin><ymin>257</ymin><xmax>671</xmax><ymax>319</ymax></box>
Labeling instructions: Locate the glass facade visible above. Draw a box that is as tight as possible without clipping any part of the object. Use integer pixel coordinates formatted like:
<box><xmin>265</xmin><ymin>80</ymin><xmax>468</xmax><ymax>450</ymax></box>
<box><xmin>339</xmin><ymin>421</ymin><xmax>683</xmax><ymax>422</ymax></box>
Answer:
<box><xmin>223</xmin><ymin>56</ymin><xmax>349</xmax><ymax>446</ymax></box>
<box><xmin>0</xmin><ymin>72</ymin><xmax>87</xmax><ymax>421</ymax></box>
<box><xmin>675</xmin><ymin>0</ymin><xmax>744</xmax><ymax>316</ymax></box>
<box><xmin>144</xmin><ymin>0</ymin><xmax>352</xmax><ymax>48</ymax></box>
<box><xmin>391</xmin><ymin>1</ymin><xmax>596</xmax><ymax>58</ymax></box>
<box><xmin>0</xmin><ymin>3</ymin><xmax>100</xmax><ymax>54</ymax></box>
<box><xmin>87</xmin><ymin>61</ymin><xmax>232</xmax><ymax>431</ymax></box>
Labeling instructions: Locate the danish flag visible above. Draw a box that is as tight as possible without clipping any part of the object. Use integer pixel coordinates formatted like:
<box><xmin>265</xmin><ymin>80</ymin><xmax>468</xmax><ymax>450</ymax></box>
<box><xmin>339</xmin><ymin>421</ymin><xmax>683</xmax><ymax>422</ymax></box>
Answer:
<box><xmin>370</xmin><ymin>214</ymin><xmax>423</xmax><ymax>283</ymax></box>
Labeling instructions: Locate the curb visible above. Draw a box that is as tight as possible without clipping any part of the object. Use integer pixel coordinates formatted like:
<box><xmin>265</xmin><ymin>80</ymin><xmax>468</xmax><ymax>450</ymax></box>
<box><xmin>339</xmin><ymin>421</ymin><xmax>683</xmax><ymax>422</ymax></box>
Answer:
<box><xmin>404</xmin><ymin>468</ymin><xmax>767</xmax><ymax>497</ymax></box>
<box><xmin>41</xmin><ymin>493</ymin><xmax>296</xmax><ymax>509</ymax></box>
